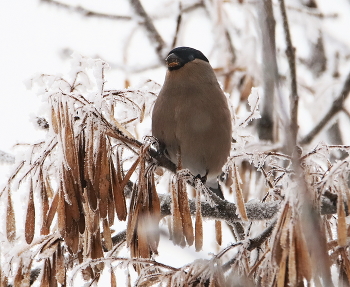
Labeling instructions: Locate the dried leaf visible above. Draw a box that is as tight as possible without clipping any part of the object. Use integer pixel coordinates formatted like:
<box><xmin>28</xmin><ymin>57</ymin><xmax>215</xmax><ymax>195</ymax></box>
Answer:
<box><xmin>111</xmin><ymin>267</ymin><xmax>117</xmax><ymax>287</ymax></box>
<box><xmin>91</xmin><ymin>232</ymin><xmax>104</xmax><ymax>260</ymax></box>
<box><xmin>98</xmin><ymin>134</ymin><xmax>110</xmax><ymax>219</ymax></box>
<box><xmin>280</xmin><ymin>207</ymin><xmax>292</xmax><ymax>248</ymax></box>
<box><xmin>62</xmin><ymin>101</ymin><xmax>78</xmax><ymax>176</ymax></box>
<box><xmin>120</xmin><ymin>155</ymin><xmax>141</xmax><ymax>191</ymax></box>
<box><xmin>51</xmin><ymin>253</ymin><xmax>58</xmax><ymax>287</ymax></box>
<box><xmin>51</xmin><ymin>106</ymin><xmax>59</xmax><ymax>134</ymax></box>
<box><xmin>137</xmin><ymin>215</ymin><xmax>151</xmax><ymax>259</ymax></box>
<box><xmin>103</xmin><ymin>218</ymin><xmax>113</xmax><ymax>251</ymax></box>
<box><xmin>25</xmin><ymin>180</ymin><xmax>36</xmax><ymax>244</ymax></box>
<box><xmin>45</xmin><ymin>191</ymin><xmax>59</xmax><ymax>233</ymax></box>
<box><xmin>195</xmin><ymin>189</ymin><xmax>203</xmax><ymax>252</ymax></box>
<box><xmin>215</xmin><ymin>221</ymin><xmax>222</xmax><ymax>246</ymax></box>
<box><xmin>62</xmin><ymin>167</ymin><xmax>80</xmax><ymax>221</ymax></box>
<box><xmin>45</xmin><ymin>177</ymin><xmax>54</xmax><ymax>199</ymax></box>
<box><xmin>78</xmin><ymin>212</ymin><xmax>86</xmax><ymax>234</ymax></box>
<box><xmin>126</xmin><ymin>165</ymin><xmax>144</xmax><ymax>253</ymax></box>
<box><xmin>86</xmin><ymin>180</ymin><xmax>98</xmax><ymax>212</ymax></box>
<box><xmin>57</xmin><ymin>188</ymin><xmax>66</xmax><ymax>237</ymax></box>
<box><xmin>111</xmin><ymin>160</ymin><xmax>127</xmax><ymax>221</ymax></box>
<box><xmin>56</xmin><ymin>243</ymin><xmax>66</xmax><ymax>284</ymax></box>
<box><xmin>337</xmin><ymin>191</ymin><xmax>347</xmax><ymax>247</ymax></box>
<box><xmin>66</xmin><ymin>221</ymin><xmax>79</xmax><ymax>254</ymax></box>
<box><xmin>85</xmin><ymin>197</ymin><xmax>100</xmax><ymax>234</ymax></box>
<box><xmin>277</xmin><ymin>249</ymin><xmax>288</xmax><ymax>287</ymax></box>
<box><xmin>1</xmin><ymin>273</ymin><xmax>8</xmax><ymax>287</ymax></box>
<box><xmin>149</xmin><ymin>173</ymin><xmax>161</xmax><ymax>249</ymax></box>
<box><xmin>14</xmin><ymin>260</ymin><xmax>24</xmax><ymax>286</ymax></box>
<box><xmin>171</xmin><ymin>179</ymin><xmax>183</xmax><ymax>245</ymax></box>
<box><xmin>339</xmin><ymin>249</ymin><xmax>350</xmax><ymax>280</ymax></box>
<box><xmin>40</xmin><ymin>259</ymin><xmax>51</xmax><ymax>287</ymax></box>
<box><xmin>177</xmin><ymin>178</ymin><xmax>194</xmax><ymax>246</ymax></box>
<box><xmin>232</xmin><ymin>165</ymin><xmax>248</xmax><ymax>221</ymax></box>
<box><xmin>85</xmin><ymin>122</ymin><xmax>98</xmax><ymax>211</ymax></box>
<box><xmin>81</xmin><ymin>265</ymin><xmax>94</xmax><ymax>281</ymax></box>
<box><xmin>294</xmin><ymin>221</ymin><xmax>312</xmax><ymax>281</ymax></box>
<box><xmin>6</xmin><ymin>189</ymin><xmax>16</xmax><ymax>242</ymax></box>
<box><xmin>40</xmin><ymin>174</ymin><xmax>50</xmax><ymax>236</ymax></box>
<box><xmin>107</xmin><ymin>191</ymin><xmax>115</xmax><ymax>227</ymax></box>
<box><xmin>64</xmin><ymin>197</ymin><xmax>74</xmax><ymax>236</ymax></box>
<box><xmin>271</xmin><ymin>202</ymin><xmax>290</xmax><ymax>264</ymax></box>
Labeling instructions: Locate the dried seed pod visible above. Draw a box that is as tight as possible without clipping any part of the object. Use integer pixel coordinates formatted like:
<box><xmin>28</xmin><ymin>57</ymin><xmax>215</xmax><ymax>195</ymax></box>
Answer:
<box><xmin>195</xmin><ymin>189</ymin><xmax>203</xmax><ymax>252</ymax></box>
<box><xmin>6</xmin><ymin>188</ymin><xmax>16</xmax><ymax>242</ymax></box>
<box><xmin>215</xmin><ymin>221</ymin><xmax>222</xmax><ymax>246</ymax></box>
<box><xmin>111</xmin><ymin>160</ymin><xmax>127</xmax><ymax>221</ymax></box>
<box><xmin>177</xmin><ymin>178</ymin><xmax>193</xmax><ymax>246</ymax></box>
<box><xmin>25</xmin><ymin>180</ymin><xmax>36</xmax><ymax>244</ymax></box>
<box><xmin>171</xmin><ymin>178</ymin><xmax>183</xmax><ymax>245</ymax></box>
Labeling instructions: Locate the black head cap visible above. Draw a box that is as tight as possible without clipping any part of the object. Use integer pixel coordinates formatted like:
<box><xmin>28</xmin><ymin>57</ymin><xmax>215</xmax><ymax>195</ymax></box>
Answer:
<box><xmin>165</xmin><ymin>47</ymin><xmax>209</xmax><ymax>71</ymax></box>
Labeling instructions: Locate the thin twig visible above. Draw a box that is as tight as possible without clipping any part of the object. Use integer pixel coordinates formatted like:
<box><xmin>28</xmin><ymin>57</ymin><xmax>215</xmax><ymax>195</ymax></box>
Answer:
<box><xmin>286</xmin><ymin>4</ymin><xmax>338</xmax><ymax>19</ymax></box>
<box><xmin>171</xmin><ymin>3</ymin><xmax>183</xmax><ymax>49</ymax></box>
<box><xmin>221</xmin><ymin>219</ymin><xmax>277</xmax><ymax>271</ymax></box>
<box><xmin>40</xmin><ymin>0</ymin><xmax>132</xmax><ymax>20</ymax></box>
<box><xmin>130</xmin><ymin>0</ymin><xmax>166</xmax><ymax>62</ymax></box>
<box><xmin>278</xmin><ymin>0</ymin><xmax>299</xmax><ymax>151</ymax></box>
<box><xmin>300</xmin><ymin>70</ymin><xmax>350</xmax><ymax>145</ymax></box>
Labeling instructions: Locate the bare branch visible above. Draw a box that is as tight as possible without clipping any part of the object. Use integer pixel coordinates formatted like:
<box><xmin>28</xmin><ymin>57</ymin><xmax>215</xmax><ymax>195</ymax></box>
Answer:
<box><xmin>286</xmin><ymin>4</ymin><xmax>338</xmax><ymax>19</ymax></box>
<box><xmin>278</xmin><ymin>0</ymin><xmax>299</xmax><ymax>151</ymax></box>
<box><xmin>130</xmin><ymin>0</ymin><xmax>166</xmax><ymax>62</ymax></box>
<box><xmin>257</xmin><ymin>0</ymin><xmax>278</xmax><ymax>142</ymax></box>
<box><xmin>40</xmin><ymin>0</ymin><xmax>132</xmax><ymax>20</ymax></box>
<box><xmin>300</xmin><ymin>70</ymin><xmax>350</xmax><ymax>145</ymax></box>
<box><xmin>171</xmin><ymin>3</ymin><xmax>183</xmax><ymax>49</ymax></box>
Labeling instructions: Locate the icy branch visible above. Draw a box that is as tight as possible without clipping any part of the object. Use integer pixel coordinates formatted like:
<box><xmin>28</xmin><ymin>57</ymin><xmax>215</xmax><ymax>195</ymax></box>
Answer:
<box><xmin>300</xmin><ymin>70</ymin><xmax>350</xmax><ymax>145</ymax></box>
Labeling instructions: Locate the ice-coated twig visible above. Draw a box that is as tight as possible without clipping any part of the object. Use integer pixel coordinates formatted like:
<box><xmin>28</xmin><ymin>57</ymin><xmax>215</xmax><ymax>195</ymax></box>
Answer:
<box><xmin>300</xmin><ymin>70</ymin><xmax>350</xmax><ymax>145</ymax></box>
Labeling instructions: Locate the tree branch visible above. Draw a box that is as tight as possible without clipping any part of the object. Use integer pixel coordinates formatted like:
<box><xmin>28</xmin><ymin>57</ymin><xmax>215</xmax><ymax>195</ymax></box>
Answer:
<box><xmin>278</xmin><ymin>0</ymin><xmax>299</xmax><ymax>151</ymax></box>
<box><xmin>40</xmin><ymin>0</ymin><xmax>132</xmax><ymax>20</ymax></box>
<box><xmin>130</xmin><ymin>0</ymin><xmax>166</xmax><ymax>62</ymax></box>
<box><xmin>257</xmin><ymin>0</ymin><xmax>278</xmax><ymax>142</ymax></box>
<box><xmin>300</xmin><ymin>70</ymin><xmax>350</xmax><ymax>145</ymax></box>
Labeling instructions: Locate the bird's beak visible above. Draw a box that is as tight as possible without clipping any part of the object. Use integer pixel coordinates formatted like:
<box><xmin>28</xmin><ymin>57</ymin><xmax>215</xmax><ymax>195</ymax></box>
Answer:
<box><xmin>165</xmin><ymin>53</ymin><xmax>181</xmax><ymax>68</ymax></box>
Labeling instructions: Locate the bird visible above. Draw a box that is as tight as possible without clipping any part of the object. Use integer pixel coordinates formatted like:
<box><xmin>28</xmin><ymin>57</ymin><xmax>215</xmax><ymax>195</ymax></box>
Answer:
<box><xmin>152</xmin><ymin>47</ymin><xmax>232</xmax><ymax>198</ymax></box>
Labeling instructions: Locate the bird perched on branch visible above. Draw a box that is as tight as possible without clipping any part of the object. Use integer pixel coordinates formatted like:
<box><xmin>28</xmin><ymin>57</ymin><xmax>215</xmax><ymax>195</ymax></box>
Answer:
<box><xmin>152</xmin><ymin>47</ymin><xmax>232</xmax><ymax>198</ymax></box>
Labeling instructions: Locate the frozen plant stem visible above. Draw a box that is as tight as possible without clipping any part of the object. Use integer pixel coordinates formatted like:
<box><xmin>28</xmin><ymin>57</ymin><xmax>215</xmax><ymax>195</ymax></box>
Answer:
<box><xmin>278</xmin><ymin>0</ymin><xmax>299</xmax><ymax>152</ymax></box>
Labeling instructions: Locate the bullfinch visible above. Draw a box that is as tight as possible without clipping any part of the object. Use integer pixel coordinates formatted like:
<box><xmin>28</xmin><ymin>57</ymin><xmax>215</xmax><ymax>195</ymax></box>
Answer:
<box><xmin>152</xmin><ymin>47</ymin><xmax>232</xmax><ymax>198</ymax></box>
